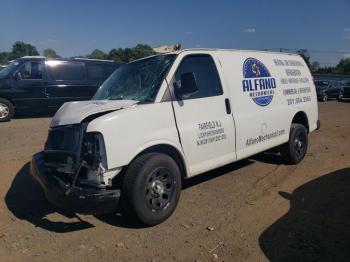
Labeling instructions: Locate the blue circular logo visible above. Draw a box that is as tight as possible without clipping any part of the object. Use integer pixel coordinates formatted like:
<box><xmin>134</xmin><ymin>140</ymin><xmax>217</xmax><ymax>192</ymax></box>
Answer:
<box><xmin>242</xmin><ymin>58</ymin><xmax>276</xmax><ymax>106</ymax></box>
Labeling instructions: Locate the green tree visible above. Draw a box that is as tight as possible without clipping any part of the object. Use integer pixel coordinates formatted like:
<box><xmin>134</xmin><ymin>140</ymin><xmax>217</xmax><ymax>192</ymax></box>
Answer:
<box><xmin>88</xmin><ymin>49</ymin><xmax>108</xmax><ymax>60</ymax></box>
<box><xmin>0</xmin><ymin>52</ymin><xmax>14</xmax><ymax>64</ymax></box>
<box><xmin>315</xmin><ymin>66</ymin><xmax>335</xmax><ymax>74</ymax></box>
<box><xmin>310</xmin><ymin>61</ymin><xmax>320</xmax><ymax>72</ymax></box>
<box><xmin>11</xmin><ymin>41</ymin><xmax>39</xmax><ymax>58</ymax></box>
<box><xmin>296</xmin><ymin>49</ymin><xmax>311</xmax><ymax>68</ymax></box>
<box><xmin>107</xmin><ymin>44</ymin><xmax>155</xmax><ymax>63</ymax></box>
<box><xmin>334</xmin><ymin>58</ymin><xmax>350</xmax><ymax>75</ymax></box>
<box><xmin>108</xmin><ymin>48</ymin><xmax>123</xmax><ymax>63</ymax></box>
<box><xmin>132</xmin><ymin>44</ymin><xmax>155</xmax><ymax>59</ymax></box>
<box><xmin>43</xmin><ymin>48</ymin><xmax>60</xmax><ymax>58</ymax></box>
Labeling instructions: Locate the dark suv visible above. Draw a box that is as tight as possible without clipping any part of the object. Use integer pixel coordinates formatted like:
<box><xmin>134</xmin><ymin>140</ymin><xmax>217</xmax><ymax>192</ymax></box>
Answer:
<box><xmin>315</xmin><ymin>80</ymin><xmax>342</xmax><ymax>102</ymax></box>
<box><xmin>337</xmin><ymin>80</ymin><xmax>350</xmax><ymax>101</ymax></box>
<box><xmin>0</xmin><ymin>56</ymin><xmax>119</xmax><ymax>121</ymax></box>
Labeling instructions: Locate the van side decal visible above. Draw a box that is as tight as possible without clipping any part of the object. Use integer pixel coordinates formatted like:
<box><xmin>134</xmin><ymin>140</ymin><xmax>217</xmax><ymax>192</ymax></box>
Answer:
<box><xmin>242</xmin><ymin>58</ymin><xmax>276</xmax><ymax>107</ymax></box>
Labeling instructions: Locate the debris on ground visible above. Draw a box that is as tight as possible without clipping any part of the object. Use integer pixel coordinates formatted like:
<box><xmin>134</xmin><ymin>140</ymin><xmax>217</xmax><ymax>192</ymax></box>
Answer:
<box><xmin>206</xmin><ymin>226</ymin><xmax>215</xmax><ymax>231</ymax></box>
<box><xmin>208</xmin><ymin>241</ymin><xmax>224</xmax><ymax>253</ymax></box>
<box><xmin>115</xmin><ymin>241</ymin><xmax>124</xmax><ymax>248</ymax></box>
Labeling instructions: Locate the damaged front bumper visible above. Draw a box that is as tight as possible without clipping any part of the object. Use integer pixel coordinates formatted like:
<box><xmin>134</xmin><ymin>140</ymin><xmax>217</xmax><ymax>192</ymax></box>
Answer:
<box><xmin>30</xmin><ymin>152</ymin><xmax>120</xmax><ymax>215</ymax></box>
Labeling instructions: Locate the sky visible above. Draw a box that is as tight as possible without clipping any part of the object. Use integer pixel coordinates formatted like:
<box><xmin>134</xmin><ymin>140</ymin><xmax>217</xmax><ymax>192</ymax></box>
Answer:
<box><xmin>0</xmin><ymin>0</ymin><xmax>349</xmax><ymax>66</ymax></box>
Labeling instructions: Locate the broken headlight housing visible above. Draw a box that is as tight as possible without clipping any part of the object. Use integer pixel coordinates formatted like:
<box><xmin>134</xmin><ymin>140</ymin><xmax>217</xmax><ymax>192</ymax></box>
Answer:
<box><xmin>43</xmin><ymin>124</ymin><xmax>109</xmax><ymax>188</ymax></box>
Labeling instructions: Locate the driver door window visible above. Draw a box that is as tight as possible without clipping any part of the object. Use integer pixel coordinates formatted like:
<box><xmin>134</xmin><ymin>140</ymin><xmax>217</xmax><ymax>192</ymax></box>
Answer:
<box><xmin>174</xmin><ymin>55</ymin><xmax>223</xmax><ymax>100</ymax></box>
<box><xmin>18</xmin><ymin>61</ymin><xmax>43</xmax><ymax>80</ymax></box>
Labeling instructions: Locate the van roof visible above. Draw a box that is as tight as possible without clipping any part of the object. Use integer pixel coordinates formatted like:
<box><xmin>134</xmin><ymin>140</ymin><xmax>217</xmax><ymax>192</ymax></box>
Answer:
<box><xmin>73</xmin><ymin>57</ymin><xmax>115</xmax><ymax>62</ymax></box>
<box><xmin>18</xmin><ymin>56</ymin><xmax>117</xmax><ymax>63</ymax></box>
<box><xmin>166</xmin><ymin>48</ymin><xmax>300</xmax><ymax>57</ymax></box>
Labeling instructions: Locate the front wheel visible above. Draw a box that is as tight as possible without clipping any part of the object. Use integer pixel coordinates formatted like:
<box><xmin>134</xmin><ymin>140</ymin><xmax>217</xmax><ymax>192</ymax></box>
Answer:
<box><xmin>0</xmin><ymin>98</ymin><xmax>15</xmax><ymax>122</ymax></box>
<box><xmin>281</xmin><ymin>124</ymin><xmax>308</xmax><ymax>165</ymax></box>
<box><xmin>123</xmin><ymin>153</ymin><xmax>182</xmax><ymax>226</ymax></box>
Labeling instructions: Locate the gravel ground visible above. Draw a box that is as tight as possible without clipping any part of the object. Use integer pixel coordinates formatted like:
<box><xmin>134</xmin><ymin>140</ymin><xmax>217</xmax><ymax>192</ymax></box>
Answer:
<box><xmin>0</xmin><ymin>100</ymin><xmax>349</xmax><ymax>262</ymax></box>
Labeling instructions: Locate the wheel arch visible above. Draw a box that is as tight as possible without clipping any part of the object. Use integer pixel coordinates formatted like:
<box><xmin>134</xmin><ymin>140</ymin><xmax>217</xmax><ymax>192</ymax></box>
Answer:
<box><xmin>291</xmin><ymin>111</ymin><xmax>309</xmax><ymax>133</ymax></box>
<box><xmin>0</xmin><ymin>96</ymin><xmax>16</xmax><ymax>107</ymax></box>
<box><xmin>128</xmin><ymin>142</ymin><xmax>189</xmax><ymax>179</ymax></box>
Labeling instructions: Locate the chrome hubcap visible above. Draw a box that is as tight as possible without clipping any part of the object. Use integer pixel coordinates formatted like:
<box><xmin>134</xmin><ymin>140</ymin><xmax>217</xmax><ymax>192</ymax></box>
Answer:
<box><xmin>0</xmin><ymin>103</ymin><xmax>9</xmax><ymax>119</ymax></box>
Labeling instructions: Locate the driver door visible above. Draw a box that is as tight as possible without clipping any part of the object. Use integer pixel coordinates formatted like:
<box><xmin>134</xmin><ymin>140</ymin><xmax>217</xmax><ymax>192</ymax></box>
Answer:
<box><xmin>170</xmin><ymin>54</ymin><xmax>236</xmax><ymax>176</ymax></box>
<box><xmin>13</xmin><ymin>60</ymin><xmax>48</xmax><ymax>110</ymax></box>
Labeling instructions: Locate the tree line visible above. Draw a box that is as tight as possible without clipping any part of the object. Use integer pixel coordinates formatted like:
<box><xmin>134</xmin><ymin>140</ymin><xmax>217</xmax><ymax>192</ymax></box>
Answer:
<box><xmin>296</xmin><ymin>49</ymin><xmax>350</xmax><ymax>75</ymax></box>
<box><xmin>0</xmin><ymin>41</ymin><xmax>155</xmax><ymax>65</ymax></box>
<box><xmin>1</xmin><ymin>41</ymin><xmax>349</xmax><ymax>75</ymax></box>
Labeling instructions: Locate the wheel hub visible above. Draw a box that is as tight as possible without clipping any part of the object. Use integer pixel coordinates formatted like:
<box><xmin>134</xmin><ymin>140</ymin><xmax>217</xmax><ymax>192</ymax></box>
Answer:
<box><xmin>151</xmin><ymin>180</ymin><xmax>165</xmax><ymax>196</ymax></box>
<box><xmin>0</xmin><ymin>103</ymin><xmax>9</xmax><ymax>118</ymax></box>
<box><xmin>295</xmin><ymin>139</ymin><xmax>302</xmax><ymax>148</ymax></box>
<box><xmin>145</xmin><ymin>168</ymin><xmax>174</xmax><ymax>212</ymax></box>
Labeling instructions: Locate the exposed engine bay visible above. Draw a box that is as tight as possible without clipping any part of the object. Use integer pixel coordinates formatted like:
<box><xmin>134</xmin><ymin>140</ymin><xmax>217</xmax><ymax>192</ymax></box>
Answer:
<box><xmin>43</xmin><ymin>123</ymin><xmax>121</xmax><ymax>190</ymax></box>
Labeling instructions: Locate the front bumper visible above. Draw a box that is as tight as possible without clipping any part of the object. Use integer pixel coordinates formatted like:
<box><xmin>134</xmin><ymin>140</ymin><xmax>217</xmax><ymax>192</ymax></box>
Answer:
<box><xmin>30</xmin><ymin>152</ymin><xmax>120</xmax><ymax>215</ymax></box>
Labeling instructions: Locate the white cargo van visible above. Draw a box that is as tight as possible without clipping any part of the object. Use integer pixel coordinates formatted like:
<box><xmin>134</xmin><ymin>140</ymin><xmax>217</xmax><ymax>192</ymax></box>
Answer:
<box><xmin>31</xmin><ymin>49</ymin><xmax>319</xmax><ymax>225</ymax></box>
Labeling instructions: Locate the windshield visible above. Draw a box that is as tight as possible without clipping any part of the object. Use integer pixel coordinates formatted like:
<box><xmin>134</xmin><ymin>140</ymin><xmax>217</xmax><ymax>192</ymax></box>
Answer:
<box><xmin>93</xmin><ymin>54</ymin><xmax>176</xmax><ymax>102</ymax></box>
<box><xmin>0</xmin><ymin>60</ymin><xmax>20</xmax><ymax>79</ymax></box>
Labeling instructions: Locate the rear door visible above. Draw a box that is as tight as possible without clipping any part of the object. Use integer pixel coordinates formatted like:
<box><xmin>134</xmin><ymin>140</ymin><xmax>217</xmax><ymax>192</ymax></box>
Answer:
<box><xmin>327</xmin><ymin>82</ymin><xmax>340</xmax><ymax>98</ymax></box>
<box><xmin>170</xmin><ymin>54</ymin><xmax>236</xmax><ymax>176</ymax></box>
<box><xmin>12</xmin><ymin>60</ymin><xmax>48</xmax><ymax>110</ymax></box>
<box><xmin>45</xmin><ymin>61</ymin><xmax>95</xmax><ymax>108</ymax></box>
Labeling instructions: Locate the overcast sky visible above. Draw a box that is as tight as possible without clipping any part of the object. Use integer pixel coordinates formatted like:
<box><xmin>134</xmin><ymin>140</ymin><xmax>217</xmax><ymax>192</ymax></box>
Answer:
<box><xmin>0</xmin><ymin>0</ymin><xmax>349</xmax><ymax>66</ymax></box>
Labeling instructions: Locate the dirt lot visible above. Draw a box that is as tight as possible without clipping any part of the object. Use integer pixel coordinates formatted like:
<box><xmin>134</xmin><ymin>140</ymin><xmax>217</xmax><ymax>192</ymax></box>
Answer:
<box><xmin>0</xmin><ymin>101</ymin><xmax>349</xmax><ymax>262</ymax></box>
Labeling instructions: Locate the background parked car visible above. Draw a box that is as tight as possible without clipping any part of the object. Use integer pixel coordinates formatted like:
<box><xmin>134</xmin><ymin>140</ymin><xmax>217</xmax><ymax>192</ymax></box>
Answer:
<box><xmin>0</xmin><ymin>56</ymin><xmax>119</xmax><ymax>121</ymax></box>
<box><xmin>315</xmin><ymin>80</ymin><xmax>343</xmax><ymax>102</ymax></box>
<box><xmin>338</xmin><ymin>86</ymin><xmax>350</xmax><ymax>101</ymax></box>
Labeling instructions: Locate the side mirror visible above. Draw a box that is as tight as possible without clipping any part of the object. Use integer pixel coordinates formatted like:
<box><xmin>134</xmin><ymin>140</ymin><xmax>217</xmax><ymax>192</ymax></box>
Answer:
<box><xmin>174</xmin><ymin>72</ymin><xmax>198</xmax><ymax>99</ymax></box>
<box><xmin>13</xmin><ymin>71</ymin><xmax>22</xmax><ymax>80</ymax></box>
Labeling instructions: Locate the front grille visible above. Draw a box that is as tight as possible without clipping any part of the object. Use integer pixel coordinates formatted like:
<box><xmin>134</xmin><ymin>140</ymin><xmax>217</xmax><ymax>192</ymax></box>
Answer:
<box><xmin>43</xmin><ymin>125</ymin><xmax>84</xmax><ymax>175</ymax></box>
<box><xmin>45</xmin><ymin>125</ymin><xmax>82</xmax><ymax>152</ymax></box>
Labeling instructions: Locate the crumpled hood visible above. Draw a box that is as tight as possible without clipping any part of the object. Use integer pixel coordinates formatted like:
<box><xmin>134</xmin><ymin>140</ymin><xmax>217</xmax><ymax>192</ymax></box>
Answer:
<box><xmin>50</xmin><ymin>100</ymin><xmax>138</xmax><ymax>127</ymax></box>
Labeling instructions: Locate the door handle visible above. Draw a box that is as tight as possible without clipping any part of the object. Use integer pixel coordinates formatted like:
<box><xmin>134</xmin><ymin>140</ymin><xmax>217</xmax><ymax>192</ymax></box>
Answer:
<box><xmin>42</xmin><ymin>90</ymin><xmax>49</xmax><ymax>98</ymax></box>
<box><xmin>225</xmin><ymin>98</ymin><xmax>231</xmax><ymax>114</ymax></box>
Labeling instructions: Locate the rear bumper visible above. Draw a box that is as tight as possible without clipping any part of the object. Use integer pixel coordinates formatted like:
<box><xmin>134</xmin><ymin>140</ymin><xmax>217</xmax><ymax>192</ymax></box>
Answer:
<box><xmin>30</xmin><ymin>152</ymin><xmax>120</xmax><ymax>215</ymax></box>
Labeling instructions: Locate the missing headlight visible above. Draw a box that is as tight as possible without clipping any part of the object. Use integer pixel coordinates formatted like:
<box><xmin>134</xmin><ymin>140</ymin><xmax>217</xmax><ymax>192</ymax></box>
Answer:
<box><xmin>78</xmin><ymin>132</ymin><xmax>109</xmax><ymax>187</ymax></box>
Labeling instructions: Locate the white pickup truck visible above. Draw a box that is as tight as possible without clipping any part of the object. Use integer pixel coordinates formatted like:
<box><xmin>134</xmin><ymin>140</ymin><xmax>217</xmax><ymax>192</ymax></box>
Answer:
<box><xmin>31</xmin><ymin>49</ymin><xmax>319</xmax><ymax>225</ymax></box>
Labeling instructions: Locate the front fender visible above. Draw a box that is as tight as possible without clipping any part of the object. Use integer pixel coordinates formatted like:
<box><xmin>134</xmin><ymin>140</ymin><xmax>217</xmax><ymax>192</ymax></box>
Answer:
<box><xmin>86</xmin><ymin>102</ymin><xmax>184</xmax><ymax>171</ymax></box>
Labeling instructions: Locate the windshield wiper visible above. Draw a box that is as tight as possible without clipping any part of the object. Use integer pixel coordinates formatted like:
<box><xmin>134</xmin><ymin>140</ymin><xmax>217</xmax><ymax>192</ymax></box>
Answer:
<box><xmin>137</xmin><ymin>98</ymin><xmax>154</xmax><ymax>104</ymax></box>
<box><xmin>108</xmin><ymin>97</ymin><xmax>124</xmax><ymax>100</ymax></box>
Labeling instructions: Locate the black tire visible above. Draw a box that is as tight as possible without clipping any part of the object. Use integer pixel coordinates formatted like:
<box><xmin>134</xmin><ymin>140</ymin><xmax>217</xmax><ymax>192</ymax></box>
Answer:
<box><xmin>281</xmin><ymin>123</ymin><xmax>308</xmax><ymax>165</ymax></box>
<box><xmin>337</xmin><ymin>92</ymin><xmax>343</xmax><ymax>102</ymax></box>
<box><xmin>322</xmin><ymin>93</ymin><xmax>328</xmax><ymax>102</ymax></box>
<box><xmin>0</xmin><ymin>98</ymin><xmax>15</xmax><ymax>122</ymax></box>
<box><xmin>123</xmin><ymin>152</ymin><xmax>182</xmax><ymax>226</ymax></box>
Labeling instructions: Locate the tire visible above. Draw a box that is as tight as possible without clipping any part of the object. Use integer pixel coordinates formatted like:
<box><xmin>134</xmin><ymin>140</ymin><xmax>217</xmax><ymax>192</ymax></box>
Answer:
<box><xmin>0</xmin><ymin>98</ymin><xmax>15</xmax><ymax>122</ymax></box>
<box><xmin>337</xmin><ymin>92</ymin><xmax>343</xmax><ymax>102</ymax></box>
<box><xmin>123</xmin><ymin>152</ymin><xmax>182</xmax><ymax>226</ymax></box>
<box><xmin>322</xmin><ymin>93</ymin><xmax>328</xmax><ymax>102</ymax></box>
<box><xmin>281</xmin><ymin>123</ymin><xmax>308</xmax><ymax>165</ymax></box>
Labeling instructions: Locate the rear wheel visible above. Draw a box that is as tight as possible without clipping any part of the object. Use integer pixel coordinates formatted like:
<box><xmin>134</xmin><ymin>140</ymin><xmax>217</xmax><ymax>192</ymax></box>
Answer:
<box><xmin>0</xmin><ymin>98</ymin><xmax>14</xmax><ymax>122</ymax></box>
<box><xmin>123</xmin><ymin>153</ymin><xmax>182</xmax><ymax>226</ymax></box>
<box><xmin>322</xmin><ymin>93</ymin><xmax>328</xmax><ymax>102</ymax></box>
<box><xmin>281</xmin><ymin>124</ymin><xmax>308</xmax><ymax>165</ymax></box>
<box><xmin>337</xmin><ymin>92</ymin><xmax>343</xmax><ymax>102</ymax></box>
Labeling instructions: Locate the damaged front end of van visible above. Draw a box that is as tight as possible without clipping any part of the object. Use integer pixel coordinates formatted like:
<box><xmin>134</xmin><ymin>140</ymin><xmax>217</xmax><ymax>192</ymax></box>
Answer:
<box><xmin>30</xmin><ymin>101</ymin><xmax>135</xmax><ymax>214</ymax></box>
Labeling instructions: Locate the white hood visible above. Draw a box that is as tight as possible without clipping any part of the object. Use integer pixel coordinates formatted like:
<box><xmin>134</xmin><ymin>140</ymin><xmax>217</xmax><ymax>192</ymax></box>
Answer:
<box><xmin>50</xmin><ymin>100</ymin><xmax>138</xmax><ymax>127</ymax></box>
